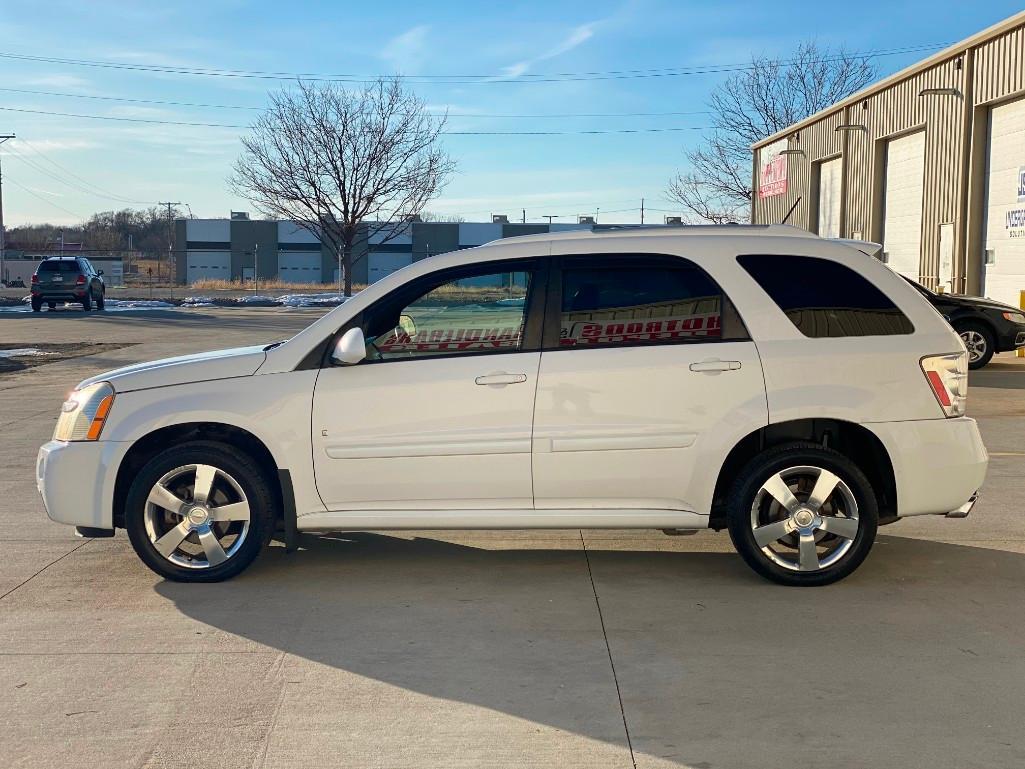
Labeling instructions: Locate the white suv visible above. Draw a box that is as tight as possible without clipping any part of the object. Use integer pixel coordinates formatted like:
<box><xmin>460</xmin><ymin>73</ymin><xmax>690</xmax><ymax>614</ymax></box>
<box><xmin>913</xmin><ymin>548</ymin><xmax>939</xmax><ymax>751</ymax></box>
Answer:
<box><xmin>37</xmin><ymin>226</ymin><xmax>987</xmax><ymax>586</ymax></box>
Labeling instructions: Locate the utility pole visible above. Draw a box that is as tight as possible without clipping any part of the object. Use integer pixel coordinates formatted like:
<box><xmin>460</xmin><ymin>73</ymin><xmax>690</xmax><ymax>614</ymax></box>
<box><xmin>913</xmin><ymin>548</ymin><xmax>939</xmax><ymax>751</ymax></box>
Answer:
<box><xmin>159</xmin><ymin>202</ymin><xmax>180</xmax><ymax>285</ymax></box>
<box><xmin>253</xmin><ymin>243</ymin><xmax>259</xmax><ymax>294</ymax></box>
<box><xmin>0</xmin><ymin>134</ymin><xmax>13</xmax><ymax>286</ymax></box>
<box><xmin>640</xmin><ymin>198</ymin><xmax>645</xmax><ymax>225</ymax></box>
<box><xmin>521</xmin><ymin>209</ymin><xmax>526</xmax><ymax>224</ymax></box>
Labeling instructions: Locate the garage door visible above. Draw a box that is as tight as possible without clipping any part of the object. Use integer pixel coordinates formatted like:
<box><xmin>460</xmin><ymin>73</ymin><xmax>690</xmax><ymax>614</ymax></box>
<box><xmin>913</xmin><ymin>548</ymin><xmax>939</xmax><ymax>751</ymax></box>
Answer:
<box><xmin>278</xmin><ymin>251</ymin><xmax>322</xmax><ymax>284</ymax></box>
<box><xmin>817</xmin><ymin>157</ymin><xmax>842</xmax><ymax>239</ymax></box>
<box><xmin>368</xmin><ymin>252</ymin><xmax>412</xmax><ymax>284</ymax></box>
<box><xmin>186</xmin><ymin>251</ymin><xmax>231</xmax><ymax>284</ymax></box>
<box><xmin>982</xmin><ymin>97</ymin><xmax>1025</xmax><ymax>307</ymax></box>
<box><xmin>881</xmin><ymin>131</ymin><xmax>926</xmax><ymax>280</ymax></box>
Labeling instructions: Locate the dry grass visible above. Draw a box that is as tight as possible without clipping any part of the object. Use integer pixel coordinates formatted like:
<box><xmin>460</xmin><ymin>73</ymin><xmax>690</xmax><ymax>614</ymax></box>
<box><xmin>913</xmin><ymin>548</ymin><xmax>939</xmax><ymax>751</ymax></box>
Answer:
<box><xmin>187</xmin><ymin>278</ymin><xmax>360</xmax><ymax>292</ymax></box>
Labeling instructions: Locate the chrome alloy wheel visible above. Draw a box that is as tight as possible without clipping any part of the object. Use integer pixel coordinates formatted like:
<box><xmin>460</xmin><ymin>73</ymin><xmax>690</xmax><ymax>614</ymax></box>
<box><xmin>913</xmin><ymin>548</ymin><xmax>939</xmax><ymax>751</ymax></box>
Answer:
<box><xmin>960</xmin><ymin>330</ymin><xmax>987</xmax><ymax>365</ymax></box>
<box><xmin>749</xmin><ymin>465</ymin><xmax>861</xmax><ymax>573</ymax></box>
<box><xmin>143</xmin><ymin>464</ymin><xmax>252</xmax><ymax>569</ymax></box>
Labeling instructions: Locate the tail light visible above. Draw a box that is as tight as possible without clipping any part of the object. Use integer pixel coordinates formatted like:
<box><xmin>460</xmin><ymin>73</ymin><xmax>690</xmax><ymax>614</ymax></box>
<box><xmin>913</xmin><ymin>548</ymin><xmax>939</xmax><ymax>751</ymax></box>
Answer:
<box><xmin>921</xmin><ymin>353</ymin><xmax>968</xmax><ymax>418</ymax></box>
<box><xmin>31</xmin><ymin>274</ymin><xmax>39</xmax><ymax>283</ymax></box>
<box><xmin>76</xmin><ymin>274</ymin><xmax>86</xmax><ymax>285</ymax></box>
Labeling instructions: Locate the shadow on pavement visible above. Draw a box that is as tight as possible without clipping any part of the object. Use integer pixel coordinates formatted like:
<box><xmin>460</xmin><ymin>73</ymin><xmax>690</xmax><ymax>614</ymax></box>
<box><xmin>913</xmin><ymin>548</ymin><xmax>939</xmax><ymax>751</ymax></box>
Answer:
<box><xmin>155</xmin><ymin>533</ymin><xmax>1025</xmax><ymax>768</ymax></box>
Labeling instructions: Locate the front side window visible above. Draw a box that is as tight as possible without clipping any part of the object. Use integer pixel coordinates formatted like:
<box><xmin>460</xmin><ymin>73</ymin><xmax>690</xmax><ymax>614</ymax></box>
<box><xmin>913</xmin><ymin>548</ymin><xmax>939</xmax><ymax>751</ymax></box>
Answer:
<box><xmin>363</xmin><ymin>269</ymin><xmax>533</xmax><ymax>360</ymax></box>
<box><xmin>559</xmin><ymin>262</ymin><xmax>737</xmax><ymax>347</ymax></box>
<box><xmin>737</xmin><ymin>254</ymin><xmax>914</xmax><ymax>338</ymax></box>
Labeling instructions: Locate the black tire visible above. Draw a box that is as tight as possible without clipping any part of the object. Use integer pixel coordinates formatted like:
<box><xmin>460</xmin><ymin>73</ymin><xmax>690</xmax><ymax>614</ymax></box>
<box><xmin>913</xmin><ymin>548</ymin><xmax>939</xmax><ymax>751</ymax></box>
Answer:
<box><xmin>955</xmin><ymin>321</ymin><xmax>994</xmax><ymax>369</ymax></box>
<box><xmin>31</xmin><ymin>297</ymin><xmax>42</xmax><ymax>312</ymax></box>
<box><xmin>47</xmin><ymin>301</ymin><xmax>56</xmax><ymax>310</ymax></box>
<box><xmin>125</xmin><ymin>441</ymin><xmax>276</xmax><ymax>582</ymax></box>
<box><xmin>96</xmin><ymin>289</ymin><xmax>105</xmax><ymax>310</ymax></box>
<box><xmin>726</xmin><ymin>442</ymin><xmax>879</xmax><ymax>587</ymax></box>
<box><xmin>82</xmin><ymin>292</ymin><xmax>92</xmax><ymax>311</ymax></box>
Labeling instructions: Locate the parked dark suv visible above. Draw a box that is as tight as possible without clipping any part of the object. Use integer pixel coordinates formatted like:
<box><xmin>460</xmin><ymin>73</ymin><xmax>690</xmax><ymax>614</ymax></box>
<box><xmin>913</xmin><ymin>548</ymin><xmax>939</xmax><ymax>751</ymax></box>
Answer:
<box><xmin>904</xmin><ymin>277</ymin><xmax>1025</xmax><ymax>368</ymax></box>
<box><xmin>30</xmin><ymin>257</ymin><xmax>106</xmax><ymax>312</ymax></box>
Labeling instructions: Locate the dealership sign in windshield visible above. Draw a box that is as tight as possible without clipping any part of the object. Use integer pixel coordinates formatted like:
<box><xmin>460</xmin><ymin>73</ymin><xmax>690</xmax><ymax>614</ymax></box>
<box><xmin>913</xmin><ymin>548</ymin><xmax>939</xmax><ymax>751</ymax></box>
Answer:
<box><xmin>759</xmin><ymin>138</ymin><xmax>789</xmax><ymax>199</ymax></box>
<box><xmin>1006</xmin><ymin>165</ymin><xmax>1025</xmax><ymax>238</ymax></box>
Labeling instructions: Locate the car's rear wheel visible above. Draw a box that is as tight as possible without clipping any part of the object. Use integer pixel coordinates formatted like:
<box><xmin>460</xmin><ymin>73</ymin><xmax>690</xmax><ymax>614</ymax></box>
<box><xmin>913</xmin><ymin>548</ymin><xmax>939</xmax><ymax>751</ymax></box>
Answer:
<box><xmin>727</xmin><ymin>443</ymin><xmax>878</xmax><ymax>586</ymax></box>
<box><xmin>125</xmin><ymin>441</ymin><xmax>275</xmax><ymax>582</ymax></box>
<box><xmin>956</xmin><ymin>322</ymin><xmax>994</xmax><ymax>369</ymax></box>
<box><xmin>82</xmin><ymin>292</ymin><xmax>92</xmax><ymax>311</ymax></box>
<box><xmin>96</xmin><ymin>289</ymin><xmax>105</xmax><ymax>310</ymax></box>
<box><xmin>31</xmin><ymin>297</ymin><xmax>42</xmax><ymax>312</ymax></box>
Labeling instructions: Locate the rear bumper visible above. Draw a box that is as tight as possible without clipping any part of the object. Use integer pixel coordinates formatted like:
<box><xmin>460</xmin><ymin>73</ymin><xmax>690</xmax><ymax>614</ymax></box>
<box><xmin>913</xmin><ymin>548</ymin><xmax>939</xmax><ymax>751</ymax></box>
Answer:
<box><xmin>37</xmin><ymin>440</ymin><xmax>129</xmax><ymax>529</ymax></box>
<box><xmin>32</xmin><ymin>290</ymin><xmax>87</xmax><ymax>300</ymax></box>
<box><xmin>866</xmin><ymin>417</ymin><xmax>988</xmax><ymax>517</ymax></box>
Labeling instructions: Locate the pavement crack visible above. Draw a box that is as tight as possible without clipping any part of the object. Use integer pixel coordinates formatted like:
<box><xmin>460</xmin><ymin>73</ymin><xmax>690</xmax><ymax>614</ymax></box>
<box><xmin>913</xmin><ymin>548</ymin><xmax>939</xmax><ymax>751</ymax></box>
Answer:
<box><xmin>0</xmin><ymin>539</ymin><xmax>91</xmax><ymax>602</ymax></box>
<box><xmin>580</xmin><ymin>531</ymin><xmax>637</xmax><ymax>769</ymax></box>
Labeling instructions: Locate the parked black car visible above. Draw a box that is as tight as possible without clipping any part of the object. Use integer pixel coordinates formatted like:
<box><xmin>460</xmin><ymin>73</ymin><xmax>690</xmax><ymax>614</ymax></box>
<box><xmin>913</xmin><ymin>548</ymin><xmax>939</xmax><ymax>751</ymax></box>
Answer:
<box><xmin>904</xmin><ymin>277</ymin><xmax>1025</xmax><ymax>368</ymax></box>
<box><xmin>30</xmin><ymin>257</ymin><xmax>106</xmax><ymax>312</ymax></box>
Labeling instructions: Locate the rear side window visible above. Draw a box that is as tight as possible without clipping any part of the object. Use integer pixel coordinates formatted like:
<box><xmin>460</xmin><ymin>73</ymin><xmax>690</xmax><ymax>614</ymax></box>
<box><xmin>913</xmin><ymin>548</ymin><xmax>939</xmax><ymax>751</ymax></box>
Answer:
<box><xmin>558</xmin><ymin>260</ymin><xmax>747</xmax><ymax>347</ymax></box>
<box><xmin>38</xmin><ymin>260</ymin><xmax>80</xmax><ymax>273</ymax></box>
<box><xmin>737</xmin><ymin>254</ymin><xmax>913</xmax><ymax>338</ymax></box>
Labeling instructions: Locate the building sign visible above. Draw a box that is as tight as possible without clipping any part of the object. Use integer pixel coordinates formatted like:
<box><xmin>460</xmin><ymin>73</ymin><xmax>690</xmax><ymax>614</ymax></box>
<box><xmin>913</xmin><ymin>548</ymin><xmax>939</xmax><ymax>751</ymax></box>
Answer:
<box><xmin>758</xmin><ymin>139</ymin><xmax>789</xmax><ymax>199</ymax></box>
<box><xmin>1007</xmin><ymin>166</ymin><xmax>1025</xmax><ymax>238</ymax></box>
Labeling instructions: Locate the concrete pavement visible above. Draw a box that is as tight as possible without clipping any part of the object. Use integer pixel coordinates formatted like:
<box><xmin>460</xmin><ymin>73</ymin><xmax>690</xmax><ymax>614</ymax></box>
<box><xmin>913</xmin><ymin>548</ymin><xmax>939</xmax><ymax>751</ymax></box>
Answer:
<box><xmin>1</xmin><ymin>307</ymin><xmax>1024</xmax><ymax>769</ymax></box>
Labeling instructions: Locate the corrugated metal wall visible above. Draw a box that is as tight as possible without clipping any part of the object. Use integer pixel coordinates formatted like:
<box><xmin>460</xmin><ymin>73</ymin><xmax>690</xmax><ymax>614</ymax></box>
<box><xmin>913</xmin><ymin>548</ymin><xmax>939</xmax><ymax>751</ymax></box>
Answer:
<box><xmin>753</xmin><ymin>16</ymin><xmax>1025</xmax><ymax>292</ymax></box>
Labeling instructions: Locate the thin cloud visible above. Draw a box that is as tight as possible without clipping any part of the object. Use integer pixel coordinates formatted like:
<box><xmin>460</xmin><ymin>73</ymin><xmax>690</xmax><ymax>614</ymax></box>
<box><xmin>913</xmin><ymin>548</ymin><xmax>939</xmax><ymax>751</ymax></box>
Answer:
<box><xmin>502</xmin><ymin>22</ymin><xmax>598</xmax><ymax>78</ymax></box>
<box><xmin>381</xmin><ymin>25</ymin><xmax>430</xmax><ymax>74</ymax></box>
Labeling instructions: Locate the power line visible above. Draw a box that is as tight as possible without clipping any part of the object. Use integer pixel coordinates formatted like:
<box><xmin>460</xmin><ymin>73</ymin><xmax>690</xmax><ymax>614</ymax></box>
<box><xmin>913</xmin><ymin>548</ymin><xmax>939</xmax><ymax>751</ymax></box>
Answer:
<box><xmin>15</xmin><ymin>138</ymin><xmax>157</xmax><ymax>205</ymax></box>
<box><xmin>0</xmin><ymin>88</ymin><xmax>713</xmax><ymax>118</ymax></box>
<box><xmin>0</xmin><ymin>43</ymin><xmax>949</xmax><ymax>85</ymax></box>
<box><xmin>4</xmin><ymin>146</ymin><xmax>153</xmax><ymax>206</ymax></box>
<box><xmin>0</xmin><ymin>105</ymin><xmax>708</xmax><ymax>134</ymax></box>
<box><xmin>5</xmin><ymin>176</ymin><xmax>85</xmax><ymax>219</ymax></box>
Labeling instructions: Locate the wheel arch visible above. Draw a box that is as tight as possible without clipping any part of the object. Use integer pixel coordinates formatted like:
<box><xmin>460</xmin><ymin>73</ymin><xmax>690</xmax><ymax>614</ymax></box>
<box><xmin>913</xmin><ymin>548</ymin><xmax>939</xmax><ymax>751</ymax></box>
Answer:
<box><xmin>709</xmin><ymin>418</ymin><xmax>897</xmax><ymax>530</ymax></box>
<box><xmin>112</xmin><ymin>422</ymin><xmax>289</xmax><ymax>530</ymax></box>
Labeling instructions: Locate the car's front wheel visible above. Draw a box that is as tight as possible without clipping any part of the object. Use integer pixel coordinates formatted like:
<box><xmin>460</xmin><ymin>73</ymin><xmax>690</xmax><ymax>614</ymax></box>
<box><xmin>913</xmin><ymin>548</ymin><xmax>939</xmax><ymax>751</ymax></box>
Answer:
<box><xmin>125</xmin><ymin>441</ymin><xmax>275</xmax><ymax>582</ymax></box>
<box><xmin>727</xmin><ymin>443</ymin><xmax>878</xmax><ymax>586</ymax></box>
<box><xmin>956</xmin><ymin>322</ymin><xmax>994</xmax><ymax>369</ymax></box>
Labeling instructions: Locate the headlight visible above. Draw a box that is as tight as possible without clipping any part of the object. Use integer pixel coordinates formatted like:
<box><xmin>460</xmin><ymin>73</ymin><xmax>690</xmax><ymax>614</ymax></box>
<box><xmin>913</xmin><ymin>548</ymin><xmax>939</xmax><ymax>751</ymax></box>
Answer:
<box><xmin>53</xmin><ymin>382</ymin><xmax>115</xmax><ymax>441</ymax></box>
<box><xmin>1001</xmin><ymin>311</ymin><xmax>1025</xmax><ymax>324</ymax></box>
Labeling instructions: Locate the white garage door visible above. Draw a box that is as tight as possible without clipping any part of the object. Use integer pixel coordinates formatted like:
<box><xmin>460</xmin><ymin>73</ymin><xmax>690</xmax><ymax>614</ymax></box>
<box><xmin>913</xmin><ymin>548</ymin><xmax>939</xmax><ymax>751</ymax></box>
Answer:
<box><xmin>982</xmin><ymin>97</ymin><xmax>1025</xmax><ymax>307</ymax></box>
<box><xmin>881</xmin><ymin>131</ymin><xmax>926</xmax><ymax>280</ymax></box>
<box><xmin>368</xmin><ymin>252</ymin><xmax>412</xmax><ymax>283</ymax></box>
<box><xmin>278</xmin><ymin>251</ymin><xmax>321</xmax><ymax>284</ymax></box>
<box><xmin>817</xmin><ymin>157</ymin><xmax>843</xmax><ymax>239</ymax></box>
<box><xmin>186</xmin><ymin>251</ymin><xmax>231</xmax><ymax>284</ymax></box>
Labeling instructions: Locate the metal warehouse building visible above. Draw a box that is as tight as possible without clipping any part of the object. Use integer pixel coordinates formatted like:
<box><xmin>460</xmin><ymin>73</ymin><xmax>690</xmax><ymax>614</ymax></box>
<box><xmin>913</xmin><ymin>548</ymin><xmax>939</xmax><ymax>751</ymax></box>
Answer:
<box><xmin>173</xmin><ymin>213</ymin><xmax>600</xmax><ymax>286</ymax></box>
<box><xmin>751</xmin><ymin>11</ymin><xmax>1025</xmax><ymax>307</ymax></box>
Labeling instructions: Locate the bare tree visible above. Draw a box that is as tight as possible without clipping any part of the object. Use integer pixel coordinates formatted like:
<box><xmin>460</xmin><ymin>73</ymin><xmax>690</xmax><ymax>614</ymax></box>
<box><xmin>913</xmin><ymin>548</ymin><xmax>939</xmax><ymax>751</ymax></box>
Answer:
<box><xmin>230</xmin><ymin>78</ymin><xmax>455</xmax><ymax>295</ymax></box>
<box><xmin>668</xmin><ymin>42</ymin><xmax>876</xmax><ymax>223</ymax></box>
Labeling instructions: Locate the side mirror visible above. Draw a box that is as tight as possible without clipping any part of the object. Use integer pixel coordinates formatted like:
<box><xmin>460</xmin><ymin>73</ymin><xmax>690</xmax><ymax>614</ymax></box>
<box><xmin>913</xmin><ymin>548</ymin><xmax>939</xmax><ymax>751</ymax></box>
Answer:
<box><xmin>398</xmin><ymin>313</ymin><xmax>417</xmax><ymax>338</ymax></box>
<box><xmin>331</xmin><ymin>327</ymin><xmax>367</xmax><ymax>365</ymax></box>
<box><xmin>97</xmin><ymin>270</ymin><xmax>105</xmax><ymax>276</ymax></box>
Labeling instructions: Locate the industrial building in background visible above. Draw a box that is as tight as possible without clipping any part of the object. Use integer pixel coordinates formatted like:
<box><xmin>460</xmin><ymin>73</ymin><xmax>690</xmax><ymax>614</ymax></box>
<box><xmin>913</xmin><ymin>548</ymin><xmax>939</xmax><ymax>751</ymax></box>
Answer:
<box><xmin>751</xmin><ymin>11</ymin><xmax>1025</xmax><ymax>307</ymax></box>
<box><xmin>174</xmin><ymin>213</ymin><xmax>613</xmax><ymax>286</ymax></box>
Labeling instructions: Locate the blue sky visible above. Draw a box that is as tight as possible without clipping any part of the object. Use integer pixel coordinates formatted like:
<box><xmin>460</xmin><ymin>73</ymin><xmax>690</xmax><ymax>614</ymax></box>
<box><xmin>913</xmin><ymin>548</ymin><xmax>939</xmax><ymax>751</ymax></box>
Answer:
<box><xmin>0</xmin><ymin>0</ymin><xmax>1020</xmax><ymax>226</ymax></box>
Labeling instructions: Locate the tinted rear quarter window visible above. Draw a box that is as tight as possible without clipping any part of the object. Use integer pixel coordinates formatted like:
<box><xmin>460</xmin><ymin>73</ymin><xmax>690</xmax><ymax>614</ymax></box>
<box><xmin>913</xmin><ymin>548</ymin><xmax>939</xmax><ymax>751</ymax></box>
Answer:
<box><xmin>737</xmin><ymin>254</ymin><xmax>913</xmax><ymax>338</ymax></box>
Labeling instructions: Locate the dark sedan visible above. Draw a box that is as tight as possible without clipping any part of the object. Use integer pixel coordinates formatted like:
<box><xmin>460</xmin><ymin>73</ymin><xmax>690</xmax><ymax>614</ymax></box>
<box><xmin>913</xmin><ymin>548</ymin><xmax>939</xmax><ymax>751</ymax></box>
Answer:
<box><xmin>904</xmin><ymin>278</ymin><xmax>1025</xmax><ymax>368</ymax></box>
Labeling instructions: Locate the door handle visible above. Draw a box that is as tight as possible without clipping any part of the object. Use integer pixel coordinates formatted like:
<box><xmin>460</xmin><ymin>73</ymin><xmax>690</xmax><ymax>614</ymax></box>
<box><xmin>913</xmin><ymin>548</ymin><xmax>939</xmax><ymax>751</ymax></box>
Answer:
<box><xmin>475</xmin><ymin>372</ymin><xmax>528</xmax><ymax>386</ymax></box>
<box><xmin>689</xmin><ymin>359</ymin><xmax>742</xmax><ymax>373</ymax></box>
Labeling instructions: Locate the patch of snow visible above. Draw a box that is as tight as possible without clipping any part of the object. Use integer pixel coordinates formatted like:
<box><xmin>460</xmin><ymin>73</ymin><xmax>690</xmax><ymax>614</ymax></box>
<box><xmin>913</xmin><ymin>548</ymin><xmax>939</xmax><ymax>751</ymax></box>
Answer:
<box><xmin>276</xmin><ymin>293</ymin><xmax>348</xmax><ymax>308</ymax></box>
<box><xmin>0</xmin><ymin>348</ymin><xmax>58</xmax><ymax>358</ymax></box>
<box><xmin>104</xmin><ymin>299</ymin><xmax>175</xmax><ymax>309</ymax></box>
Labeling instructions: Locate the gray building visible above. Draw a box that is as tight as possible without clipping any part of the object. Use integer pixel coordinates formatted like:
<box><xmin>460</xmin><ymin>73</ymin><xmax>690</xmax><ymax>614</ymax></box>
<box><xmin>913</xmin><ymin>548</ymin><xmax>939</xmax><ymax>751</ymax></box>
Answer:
<box><xmin>174</xmin><ymin>213</ymin><xmax>600</xmax><ymax>287</ymax></box>
<box><xmin>751</xmin><ymin>11</ymin><xmax>1025</xmax><ymax>307</ymax></box>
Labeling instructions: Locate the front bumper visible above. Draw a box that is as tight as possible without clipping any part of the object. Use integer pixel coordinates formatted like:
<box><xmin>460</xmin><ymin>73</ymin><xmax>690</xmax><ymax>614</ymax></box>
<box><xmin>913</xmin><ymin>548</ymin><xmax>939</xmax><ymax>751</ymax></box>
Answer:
<box><xmin>946</xmin><ymin>491</ymin><xmax>979</xmax><ymax>518</ymax></box>
<box><xmin>37</xmin><ymin>440</ymin><xmax>129</xmax><ymax>529</ymax></box>
<box><xmin>866</xmin><ymin>417</ymin><xmax>988</xmax><ymax>518</ymax></box>
<box><xmin>995</xmin><ymin>323</ymin><xmax>1025</xmax><ymax>352</ymax></box>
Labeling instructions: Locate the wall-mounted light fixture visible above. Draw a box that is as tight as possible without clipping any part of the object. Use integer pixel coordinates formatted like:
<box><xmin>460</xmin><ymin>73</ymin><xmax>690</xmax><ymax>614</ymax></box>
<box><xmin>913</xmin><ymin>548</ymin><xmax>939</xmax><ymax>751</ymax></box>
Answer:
<box><xmin>780</xmin><ymin>149</ymin><xmax>805</xmax><ymax>156</ymax></box>
<box><xmin>918</xmin><ymin>87</ymin><xmax>962</xmax><ymax>97</ymax></box>
<box><xmin>834</xmin><ymin>124</ymin><xmax>866</xmax><ymax>132</ymax></box>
